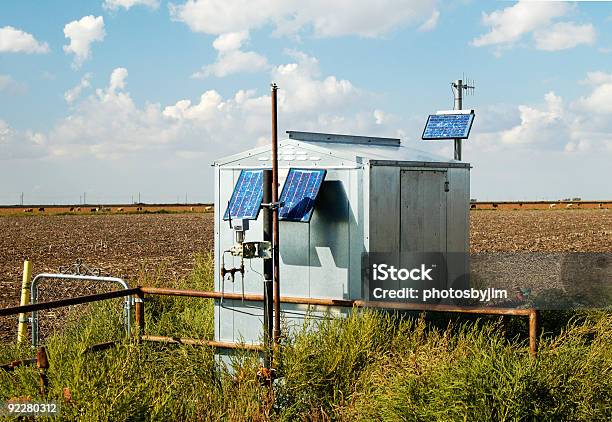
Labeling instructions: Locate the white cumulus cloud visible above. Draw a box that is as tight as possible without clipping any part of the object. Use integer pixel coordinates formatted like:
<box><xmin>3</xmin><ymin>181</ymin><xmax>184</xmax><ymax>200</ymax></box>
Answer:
<box><xmin>272</xmin><ymin>50</ymin><xmax>358</xmax><ymax>114</ymax></box>
<box><xmin>63</xmin><ymin>16</ymin><xmax>106</xmax><ymax>68</ymax></box>
<box><xmin>580</xmin><ymin>71</ymin><xmax>612</xmax><ymax>86</ymax></box>
<box><xmin>534</xmin><ymin>22</ymin><xmax>596</xmax><ymax>51</ymax></box>
<box><xmin>472</xmin><ymin>1</ymin><xmax>568</xmax><ymax>48</ymax></box>
<box><xmin>211</xmin><ymin>31</ymin><xmax>249</xmax><ymax>52</ymax></box>
<box><xmin>169</xmin><ymin>0</ymin><xmax>436</xmax><ymax>38</ymax></box>
<box><xmin>0</xmin><ymin>119</ymin><xmax>47</xmax><ymax>160</ymax></box>
<box><xmin>108</xmin><ymin>67</ymin><xmax>129</xmax><ymax>93</ymax></box>
<box><xmin>64</xmin><ymin>73</ymin><xmax>92</xmax><ymax>103</ymax></box>
<box><xmin>103</xmin><ymin>0</ymin><xmax>160</xmax><ymax>10</ymax></box>
<box><xmin>419</xmin><ymin>9</ymin><xmax>440</xmax><ymax>32</ymax></box>
<box><xmin>35</xmin><ymin>51</ymin><xmax>388</xmax><ymax>161</ymax></box>
<box><xmin>576</xmin><ymin>71</ymin><xmax>612</xmax><ymax>114</ymax></box>
<box><xmin>0</xmin><ymin>26</ymin><xmax>49</xmax><ymax>54</ymax></box>
<box><xmin>470</xmin><ymin>74</ymin><xmax>612</xmax><ymax>156</ymax></box>
<box><xmin>192</xmin><ymin>31</ymin><xmax>269</xmax><ymax>78</ymax></box>
<box><xmin>500</xmin><ymin>92</ymin><xmax>565</xmax><ymax>146</ymax></box>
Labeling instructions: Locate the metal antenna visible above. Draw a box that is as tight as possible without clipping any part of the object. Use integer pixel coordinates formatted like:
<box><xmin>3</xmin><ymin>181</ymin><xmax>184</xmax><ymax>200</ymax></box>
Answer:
<box><xmin>451</xmin><ymin>76</ymin><xmax>476</xmax><ymax>160</ymax></box>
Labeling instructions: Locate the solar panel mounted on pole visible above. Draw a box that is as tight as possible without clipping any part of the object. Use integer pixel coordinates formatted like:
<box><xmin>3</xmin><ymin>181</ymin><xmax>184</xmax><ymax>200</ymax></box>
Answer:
<box><xmin>223</xmin><ymin>169</ymin><xmax>264</xmax><ymax>220</ymax></box>
<box><xmin>278</xmin><ymin>168</ymin><xmax>327</xmax><ymax>222</ymax></box>
<box><xmin>421</xmin><ymin>78</ymin><xmax>475</xmax><ymax>161</ymax></box>
<box><xmin>422</xmin><ymin>112</ymin><xmax>475</xmax><ymax>140</ymax></box>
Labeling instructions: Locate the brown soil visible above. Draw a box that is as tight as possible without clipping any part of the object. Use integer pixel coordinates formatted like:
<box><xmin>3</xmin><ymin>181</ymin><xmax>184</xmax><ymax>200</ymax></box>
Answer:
<box><xmin>0</xmin><ymin>209</ymin><xmax>610</xmax><ymax>342</ymax></box>
<box><xmin>0</xmin><ymin>213</ymin><xmax>213</xmax><ymax>342</ymax></box>
<box><xmin>470</xmin><ymin>209</ymin><xmax>611</xmax><ymax>253</ymax></box>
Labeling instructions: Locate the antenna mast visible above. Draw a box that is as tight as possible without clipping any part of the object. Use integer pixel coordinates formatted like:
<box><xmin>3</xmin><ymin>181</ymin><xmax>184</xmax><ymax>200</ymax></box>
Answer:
<box><xmin>451</xmin><ymin>78</ymin><xmax>475</xmax><ymax>160</ymax></box>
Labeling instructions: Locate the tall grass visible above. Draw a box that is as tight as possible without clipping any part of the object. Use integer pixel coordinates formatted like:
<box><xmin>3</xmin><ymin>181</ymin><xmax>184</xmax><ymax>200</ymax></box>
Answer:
<box><xmin>0</xmin><ymin>253</ymin><xmax>610</xmax><ymax>421</ymax></box>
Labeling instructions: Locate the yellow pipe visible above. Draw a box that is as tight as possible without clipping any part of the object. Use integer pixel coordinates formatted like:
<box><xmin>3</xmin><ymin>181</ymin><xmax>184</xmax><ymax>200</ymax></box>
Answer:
<box><xmin>17</xmin><ymin>260</ymin><xmax>32</xmax><ymax>344</ymax></box>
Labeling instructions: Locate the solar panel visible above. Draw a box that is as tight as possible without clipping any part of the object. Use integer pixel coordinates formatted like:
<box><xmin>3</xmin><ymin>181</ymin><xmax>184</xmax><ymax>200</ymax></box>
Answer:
<box><xmin>223</xmin><ymin>170</ymin><xmax>264</xmax><ymax>221</ymax></box>
<box><xmin>422</xmin><ymin>113</ymin><xmax>474</xmax><ymax>140</ymax></box>
<box><xmin>279</xmin><ymin>169</ymin><xmax>326</xmax><ymax>222</ymax></box>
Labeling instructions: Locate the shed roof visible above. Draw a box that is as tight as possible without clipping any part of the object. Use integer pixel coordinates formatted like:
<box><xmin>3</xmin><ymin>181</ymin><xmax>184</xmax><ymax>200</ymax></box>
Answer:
<box><xmin>214</xmin><ymin>132</ymin><xmax>468</xmax><ymax>167</ymax></box>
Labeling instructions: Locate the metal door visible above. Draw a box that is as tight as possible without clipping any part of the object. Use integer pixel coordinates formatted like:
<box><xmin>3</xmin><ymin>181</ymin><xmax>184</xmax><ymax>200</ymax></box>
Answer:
<box><xmin>399</xmin><ymin>170</ymin><xmax>447</xmax><ymax>253</ymax></box>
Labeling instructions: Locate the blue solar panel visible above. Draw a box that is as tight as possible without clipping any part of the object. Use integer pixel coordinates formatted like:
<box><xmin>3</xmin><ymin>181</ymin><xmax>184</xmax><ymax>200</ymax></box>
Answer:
<box><xmin>223</xmin><ymin>170</ymin><xmax>264</xmax><ymax>220</ymax></box>
<box><xmin>422</xmin><ymin>113</ymin><xmax>474</xmax><ymax>140</ymax></box>
<box><xmin>279</xmin><ymin>169</ymin><xmax>326</xmax><ymax>222</ymax></box>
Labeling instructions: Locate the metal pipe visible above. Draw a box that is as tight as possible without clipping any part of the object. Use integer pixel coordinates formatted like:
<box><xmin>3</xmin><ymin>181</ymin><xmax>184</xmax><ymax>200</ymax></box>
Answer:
<box><xmin>134</xmin><ymin>291</ymin><xmax>145</xmax><ymax>338</ymax></box>
<box><xmin>271</xmin><ymin>83</ymin><xmax>281</xmax><ymax>345</ymax></box>
<box><xmin>0</xmin><ymin>288</ymin><xmax>140</xmax><ymax>317</ymax></box>
<box><xmin>141</xmin><ymin>334</ymin><xmax>263</xmax><ymax>351</ymax></box>
<box><xmin>353</xmin><ymin>300</ymin><xmax>534</xmax><ymax>316</ymax></box>
<box><xmin>140</xmin><ymin>287</ymin><xmax>536</xmax><ymax>354</ymax></box>
<box><xmin>139</xmin><ymin>287</ymin><xmax>356</xmax><ymax>307</ymax></box>
<box><xmin>30</xmin><ymin>273</ymin><xmax>132</xmax><ymax>347</ymax></box>
<box><xmin>0</xmin><ymin>358</ymin><xmax>37</xmax><ymax>372</ymax></box>
<box><xmin>453</xmin><ymin>79</ymin><xmax>463</xmax><ymax>161</ymax></box>
<box><xmin>85</xmin><ymin>341</ymin><xmax>118</xmax><ymax>353</ymax></box>
<box><xmin>141</xmin><ymin>287</ymin><xmax>263</xmax><ymax>300</ymax></box>
<box><xmin>138</xmin><ymin>288</ymin><xmax>532</xmax><ymax>316</ymax></box>
<box><xmin>0</xmin><ymin>285</ymin><xmax>538</xmax><ymax>356</ymax></box>
<box><xmin>262</xmin><ymin>169</ymin><xmax>274</xmax><ymax>368</ymax></box>
<box><xmin>17</xmin><ymin>260</ymin><xmax>32</xmax><ymax>344</ymax></box>
<box><xmin>529</xmin><ymin>309</ymin><xmax>540</xmax><ymax>358</ymax></box>
<box><xmin>36</xmin><ymin>346</ymin><xmax>49</xmax><ymax>396</ymax></box>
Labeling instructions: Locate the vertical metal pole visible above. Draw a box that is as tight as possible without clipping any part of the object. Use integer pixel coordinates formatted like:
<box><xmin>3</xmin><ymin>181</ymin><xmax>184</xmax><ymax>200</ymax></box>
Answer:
<box><xmin>453</xmin><ymin>79</ymin><xmax>463</xmax><ymax>161</ymax></box>
<box><xmin>271</xmin><ymin>83</ymin><xmax>281</xmax><ymax>347</ymax></box>
<box><xmin>134</xmin><ymin>291</ymin><xmax>145</xmax><ymax>339</ymax></box>
<box><xmin>36</xmin><ymin>346</ymin><xmax>49</xmax><ymax>396</ymax></box>
<box><xmin>262</xmin><ymin>170</ymin><xmax>273</xmax><ymax>368</ymax></box>
<box><xmin>17</xmin><ymin>260</ymin><xmax>32</xmax><ymax>344</ymax></box>
<box><xmin>529</xmin><ymin>309</ymin><xmax>539</xmax><ymax>358</ymax></box>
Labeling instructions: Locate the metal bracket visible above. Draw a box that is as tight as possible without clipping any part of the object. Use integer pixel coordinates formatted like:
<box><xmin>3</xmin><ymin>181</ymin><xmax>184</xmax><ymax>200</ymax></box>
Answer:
<box><xmin>261</xmin><ymin>201</ymin><xmax>283</xmax><ymax>210</ymax></box>
<box><xmin>229</xmin><ymin>243</ymin><xmax>243</xmax><ymax>257</ymax></box>
<box><xmin>243</xmin><ymin>241</ymin><xmax>272</xmax><ymax>259</ymax></box>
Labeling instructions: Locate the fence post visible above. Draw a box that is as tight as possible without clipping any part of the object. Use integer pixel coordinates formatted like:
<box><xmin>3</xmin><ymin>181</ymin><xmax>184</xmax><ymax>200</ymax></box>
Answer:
<box><xmin>529</xmin><ymin>309</ymin><xmax>539</xmax><ymax>358</ymax></box>
<box><xmin>17</xmin><ymin>260</ymin><xmax>32</xmax><ymax>344</ymax></box>
<box><xmin>37</xmin><ymin>346</ymin><xmax>49</xmax><ymax>396</ymax></box>
<box><xmin>134</xmin><ymin>291</ymin><xmax>145</xmax><ymax>340</ymax></box>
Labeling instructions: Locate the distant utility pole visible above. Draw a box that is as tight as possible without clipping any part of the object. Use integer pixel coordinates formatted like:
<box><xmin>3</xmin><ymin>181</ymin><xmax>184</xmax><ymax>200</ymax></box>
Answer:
<box><xmin>138</xmin><ymin>192</ymin><xmax>141</xmax><ymax>203</ymax></box>
<box><xmin>451</xmin><ymin>78</ymin><xmax>475</xmax><ymax>161</ymax></box>
<box><xmin>185</xmin><ymin>193</ymin><xmax>188</xmax><ymax>204</ymax></box>
<box><xmin>83</xmin><ymin>192</ymin><xmax>87</xmax><ymax>204</ymax></box>
<box><xmin>20</xmin><ymin>192</ymin><xmax>23</xmax><ymax>206</ymax></box>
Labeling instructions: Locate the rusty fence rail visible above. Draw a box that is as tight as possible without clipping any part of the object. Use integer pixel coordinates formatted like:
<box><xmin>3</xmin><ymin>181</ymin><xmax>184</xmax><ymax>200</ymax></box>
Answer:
<box><xmin>0</xmin><ymin>286</ymin><xmax>540</xmax><ymax>357</ymax></box>
<box><xmin>138</xmin><ymin>287</ymin><xmax>540</xmax><ymax>357</ymax></box>
<box><xmin>0</xmin><ymin>288</ymin><xmax>140</xmax><ymax>317</ymax></box>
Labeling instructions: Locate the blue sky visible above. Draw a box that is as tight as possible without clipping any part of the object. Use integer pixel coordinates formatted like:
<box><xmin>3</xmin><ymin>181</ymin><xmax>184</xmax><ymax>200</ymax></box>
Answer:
<box><xmin>1</xmin><ymin>0</ymin><xmax>611</xmax><ymax>204</ymax></box>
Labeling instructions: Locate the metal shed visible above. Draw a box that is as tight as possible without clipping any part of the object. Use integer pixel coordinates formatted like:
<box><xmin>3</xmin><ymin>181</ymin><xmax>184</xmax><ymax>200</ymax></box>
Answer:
<box><xmin>213</xmin><ymin>131</ymin><xmax>470</xmax><ymax>348</ymax></box>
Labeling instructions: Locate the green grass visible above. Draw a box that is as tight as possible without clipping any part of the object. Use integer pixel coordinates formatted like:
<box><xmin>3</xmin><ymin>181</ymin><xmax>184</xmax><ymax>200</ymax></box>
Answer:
<box><xmin>0</xmin><ymin>254</ymin><xmax>610</xmax><ymax>421</ymax></box>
